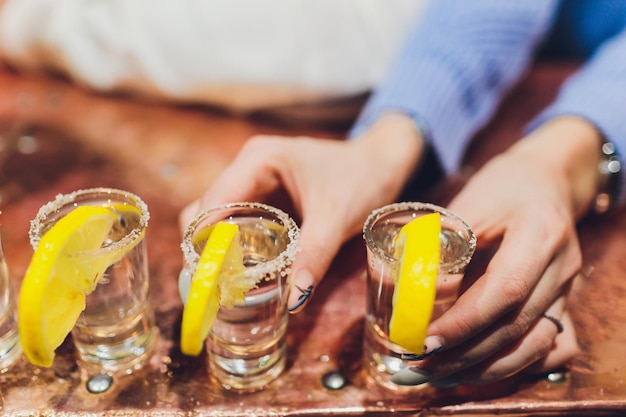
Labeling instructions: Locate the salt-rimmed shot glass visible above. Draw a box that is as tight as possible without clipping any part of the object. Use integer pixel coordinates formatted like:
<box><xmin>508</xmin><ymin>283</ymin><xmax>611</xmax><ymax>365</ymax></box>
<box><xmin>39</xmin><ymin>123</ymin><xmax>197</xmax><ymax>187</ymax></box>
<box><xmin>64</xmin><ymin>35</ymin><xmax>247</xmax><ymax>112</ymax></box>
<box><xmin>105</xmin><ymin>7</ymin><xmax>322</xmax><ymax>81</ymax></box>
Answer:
<box><xmin>0</xmin><ymin>228</ymin><xmax>21</xmax><ymax>371</ymax></box>
<box><xmin>179</xmin><ymin>202</ymin><xmax>300</xmax><ymax>391</ymax></box>
<box><xmin>362</xmin><ymin>202</ymin><xmax>476</xmax><ymax>389</ymax></box>
<box><xmin>29</xmin><ymin>188</ymin><xmax>156</xmax><ymax>373</ymax></box>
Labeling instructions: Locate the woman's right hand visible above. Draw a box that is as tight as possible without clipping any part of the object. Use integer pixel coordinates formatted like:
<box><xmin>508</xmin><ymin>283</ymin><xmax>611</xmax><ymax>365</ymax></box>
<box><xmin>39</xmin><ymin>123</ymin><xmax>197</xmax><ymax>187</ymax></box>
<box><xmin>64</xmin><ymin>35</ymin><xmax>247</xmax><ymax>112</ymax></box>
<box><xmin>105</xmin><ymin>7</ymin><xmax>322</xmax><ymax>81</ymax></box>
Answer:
<box><xmin>180</xmin><ymin>112</ymin><xmax>425</xmax><ymax>313</ymax></box>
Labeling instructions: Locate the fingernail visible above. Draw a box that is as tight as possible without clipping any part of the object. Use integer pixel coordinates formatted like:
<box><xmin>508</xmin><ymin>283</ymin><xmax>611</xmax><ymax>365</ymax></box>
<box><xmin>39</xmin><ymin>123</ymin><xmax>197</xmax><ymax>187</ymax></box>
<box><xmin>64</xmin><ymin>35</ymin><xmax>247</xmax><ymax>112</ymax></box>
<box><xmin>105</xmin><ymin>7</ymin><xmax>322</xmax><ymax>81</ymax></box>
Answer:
<box><xmin>430</xmin><ymin>375</ymin><xmax>460</xmax><ymax>389</ymax></box>
<box><xmin>424</xmin><ymin>336</ymin><xmax>443</xmax><ymax>356</ymax></box>
<box><xmin>178</xmin><ymin>267</ymin><xmax>192</xmax><ymax>305</ymax></box>
<box><xmin>401</xmin><ymin>344</ymin><xmax>442</xmax><ymax>361</ymax></box>
<box><xmin>391</xmin><ymin>367</ymin><xmax>433</xmax><ymax>386</ymax></box>
<box><xmin>288</xmin><ymin>269</ymin><xmax>315</xmax><ymax>314</ymax></box>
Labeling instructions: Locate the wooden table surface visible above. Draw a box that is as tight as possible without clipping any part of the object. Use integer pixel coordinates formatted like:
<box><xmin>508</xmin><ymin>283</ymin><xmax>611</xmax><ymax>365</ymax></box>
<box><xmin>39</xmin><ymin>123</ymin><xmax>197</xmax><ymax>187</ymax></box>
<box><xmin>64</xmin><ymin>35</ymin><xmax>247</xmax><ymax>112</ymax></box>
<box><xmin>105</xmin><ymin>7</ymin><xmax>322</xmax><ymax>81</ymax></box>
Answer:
<box><xmin>1</xmin><ymin>63</ymin><xmax>626</xmax><ymax>416</ymax></box>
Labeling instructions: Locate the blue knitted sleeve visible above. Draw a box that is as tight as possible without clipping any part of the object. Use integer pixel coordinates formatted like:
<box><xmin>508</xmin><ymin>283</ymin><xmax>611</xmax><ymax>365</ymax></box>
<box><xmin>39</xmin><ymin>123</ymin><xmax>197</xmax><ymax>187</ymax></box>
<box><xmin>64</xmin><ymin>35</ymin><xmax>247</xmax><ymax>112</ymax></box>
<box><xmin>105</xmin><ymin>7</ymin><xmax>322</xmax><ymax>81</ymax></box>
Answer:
<box><xmin>528</xmin><ymin>27</ymin><xmax>626</xmax><ymax>206</ymax></box>
<box><xmin>349</xmin><ymin>0</ymin><xmax>559</xmax><ymax>174</ymax></box>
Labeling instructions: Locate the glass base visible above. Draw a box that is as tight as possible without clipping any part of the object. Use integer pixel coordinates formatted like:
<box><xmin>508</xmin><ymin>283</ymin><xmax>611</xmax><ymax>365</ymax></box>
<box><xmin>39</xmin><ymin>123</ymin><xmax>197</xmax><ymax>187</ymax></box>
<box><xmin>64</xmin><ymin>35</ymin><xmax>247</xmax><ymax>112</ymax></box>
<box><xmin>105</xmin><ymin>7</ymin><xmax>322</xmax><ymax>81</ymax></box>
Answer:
<box><xmin>76</xmin><ymin>327</ymin><xmax>157</xmax><ymax>373</ymax></box>
<box><xmin>0</xmin><ymin>328</ymin><xmax>21</xmax><ymax>372</ymax></box>
<box><xmin>363</xmin><ymin>329</ymin><xmax>427</xmax><ymax>391</ymax></box>
<box><xmin>209</xmin><ymin>344</ymin><xmax>286</xmax><ymax>391</ymax></box>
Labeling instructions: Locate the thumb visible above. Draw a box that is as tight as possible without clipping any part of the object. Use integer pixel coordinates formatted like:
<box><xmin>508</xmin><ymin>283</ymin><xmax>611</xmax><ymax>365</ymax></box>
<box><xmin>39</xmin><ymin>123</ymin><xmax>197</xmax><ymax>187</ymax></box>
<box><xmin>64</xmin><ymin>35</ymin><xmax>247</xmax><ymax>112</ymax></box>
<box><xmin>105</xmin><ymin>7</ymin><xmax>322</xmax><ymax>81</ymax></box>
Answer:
<box><xmin>287</xmin><ymin>214</ymin><xmax>345</xmax><ymax>314</ymax></box>
<box><xmin>179</xmin><ymin>200</ymin><xmax>201</xmax><ymax>235</ymax></box>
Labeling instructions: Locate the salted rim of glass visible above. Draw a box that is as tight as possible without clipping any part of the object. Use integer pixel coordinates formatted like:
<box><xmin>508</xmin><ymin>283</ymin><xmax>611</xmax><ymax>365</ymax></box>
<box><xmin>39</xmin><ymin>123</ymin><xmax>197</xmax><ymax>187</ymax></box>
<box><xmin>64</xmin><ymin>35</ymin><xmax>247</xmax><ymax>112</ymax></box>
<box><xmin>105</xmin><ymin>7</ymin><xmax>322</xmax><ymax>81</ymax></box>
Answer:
<box><xmin>181</xmin><ymin>202</ymin><xmax>301</xmax><ymax>278</ymax></box>
<box><xmin>363</xmin><ymin>201</ymin><xmax>477</xmax><ymax>274</ymax></box>
<box><xmin>29</xmin><ymin>187</ymin><xmax>150</xmax><ymax>256</ymax></box>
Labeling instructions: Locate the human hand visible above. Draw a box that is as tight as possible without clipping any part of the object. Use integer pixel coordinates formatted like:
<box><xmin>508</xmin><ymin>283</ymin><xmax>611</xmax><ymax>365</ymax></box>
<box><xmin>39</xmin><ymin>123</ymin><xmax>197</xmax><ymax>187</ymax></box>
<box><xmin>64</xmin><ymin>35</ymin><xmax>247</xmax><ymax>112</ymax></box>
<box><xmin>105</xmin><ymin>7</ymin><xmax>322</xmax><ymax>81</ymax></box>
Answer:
<box><xmin>394</xmin><ymin>116</ymin><xmax>602</xmax><ymax>387</ymax></box>
<box><xmin>0</xmin><ymin>0</ymin><xmax>6</xmax><ymax>67</ymax></box>
<box><xmin>180</xmin><ymin>112</ymin><xmax>424</xmax><ymax>312</ymax></box>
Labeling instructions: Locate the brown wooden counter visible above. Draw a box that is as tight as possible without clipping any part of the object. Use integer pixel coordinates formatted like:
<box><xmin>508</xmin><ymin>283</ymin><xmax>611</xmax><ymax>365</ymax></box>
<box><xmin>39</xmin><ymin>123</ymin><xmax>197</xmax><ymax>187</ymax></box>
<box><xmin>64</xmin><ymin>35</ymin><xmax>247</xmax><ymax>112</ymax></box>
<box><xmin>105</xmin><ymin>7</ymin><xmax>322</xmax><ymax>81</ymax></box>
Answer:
<box><xmin>1</xmin><ymin>63</ymin><xmax>626</xmax><ymax>416</ymax></box>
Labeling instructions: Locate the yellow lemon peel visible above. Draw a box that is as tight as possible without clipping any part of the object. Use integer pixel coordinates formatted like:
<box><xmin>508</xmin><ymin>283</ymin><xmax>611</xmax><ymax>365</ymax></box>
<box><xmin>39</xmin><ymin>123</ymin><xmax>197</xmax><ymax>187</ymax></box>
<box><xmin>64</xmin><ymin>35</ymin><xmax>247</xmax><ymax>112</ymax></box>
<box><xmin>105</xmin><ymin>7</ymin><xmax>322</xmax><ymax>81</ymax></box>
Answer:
<box><xmin>389</xmin><ymin>212</ymin><xmax>441</xmax><ymax>354</ymax></box>
<box><xmin>19</xmin><ymin>205</ymin><xmax>121</xmax><ymax>367</ymax></box>
<box><xmin>180</xmin><ymin>221</ymin><xmax>247</xmax><ymax>356</ymax></box>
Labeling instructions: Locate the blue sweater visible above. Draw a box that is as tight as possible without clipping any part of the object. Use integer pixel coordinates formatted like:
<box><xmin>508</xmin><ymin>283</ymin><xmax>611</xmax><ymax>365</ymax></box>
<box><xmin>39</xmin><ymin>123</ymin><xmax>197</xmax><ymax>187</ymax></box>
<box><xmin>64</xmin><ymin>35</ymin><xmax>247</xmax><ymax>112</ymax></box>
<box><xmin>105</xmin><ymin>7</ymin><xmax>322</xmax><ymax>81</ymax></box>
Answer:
<box><xmin>351</xmin><ymin>0</ymin><xmax>626</xmax><ymax>205</ymax></box>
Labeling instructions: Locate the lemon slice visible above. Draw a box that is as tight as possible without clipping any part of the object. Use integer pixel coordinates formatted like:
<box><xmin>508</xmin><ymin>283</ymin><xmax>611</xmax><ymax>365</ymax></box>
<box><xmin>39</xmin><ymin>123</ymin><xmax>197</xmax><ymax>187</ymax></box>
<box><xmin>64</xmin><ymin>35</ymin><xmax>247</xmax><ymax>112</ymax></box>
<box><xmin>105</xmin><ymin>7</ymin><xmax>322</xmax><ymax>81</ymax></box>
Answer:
<box><xmin>389</xmin><ymin>212</ymin><xmax>441</xmax><ymax>354</ymax></box>
<box><xmin>91</xmin><ymin>202</ymin><xmax>145</xmax><ymax>291</ymax></box>
<box><xmin>19</xmin><ymin>205</ymin><xmax>119</xmax><ymax>367</ymax></box>
<box><xmin>180</xmin><ymin>221</ymin><xmax>246</xmax><ymax>356</ymax></box>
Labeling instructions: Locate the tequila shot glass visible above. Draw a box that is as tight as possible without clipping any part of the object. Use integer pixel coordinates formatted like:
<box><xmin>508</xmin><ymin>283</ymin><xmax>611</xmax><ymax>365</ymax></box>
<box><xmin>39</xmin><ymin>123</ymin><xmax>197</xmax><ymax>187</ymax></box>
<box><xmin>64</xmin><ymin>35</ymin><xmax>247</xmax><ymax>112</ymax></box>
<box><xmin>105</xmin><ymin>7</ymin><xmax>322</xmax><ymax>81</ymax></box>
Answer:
<box><xmin>29</xmin><ymin>188</ymin><xmax>156</xmax><ymax>372</ymax></box>
<box><xmin>362</xmin><ymin>202</ymin><xmax>476</xmax><ymax>389</ymax></box>
<box><xmin>180</xmin><ymin>202</ymin><xmax>300</xmax><ymax>391</ymax></box>
<box><xmin>0</xmin><ymin>229</ymin><xmax>21</xmax><ymax>371</ymax></box>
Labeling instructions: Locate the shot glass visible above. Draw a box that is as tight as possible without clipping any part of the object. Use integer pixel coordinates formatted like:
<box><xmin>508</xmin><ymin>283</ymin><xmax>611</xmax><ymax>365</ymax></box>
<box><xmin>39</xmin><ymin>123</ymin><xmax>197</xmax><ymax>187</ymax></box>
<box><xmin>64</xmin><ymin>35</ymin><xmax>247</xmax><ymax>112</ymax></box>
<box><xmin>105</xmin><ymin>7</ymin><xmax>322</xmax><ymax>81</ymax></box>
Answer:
<box><xmin>180</xmin><ymin>202</ymin><xmax>300</xmax><ymax>391</ymax></box>
<box><xmin>29</xmin><ymin>188</ymin><xmax>156</xmax><ymax>372</ymax></box>
<box><xmin>0</xmin><ymin>229</ymin><xmax>22</xmax><ymax>371</ymax></box>
<box><xmin>362</xmin><ymin>202</ymin><xmax>476</xmax><ymax>389</ymax></box>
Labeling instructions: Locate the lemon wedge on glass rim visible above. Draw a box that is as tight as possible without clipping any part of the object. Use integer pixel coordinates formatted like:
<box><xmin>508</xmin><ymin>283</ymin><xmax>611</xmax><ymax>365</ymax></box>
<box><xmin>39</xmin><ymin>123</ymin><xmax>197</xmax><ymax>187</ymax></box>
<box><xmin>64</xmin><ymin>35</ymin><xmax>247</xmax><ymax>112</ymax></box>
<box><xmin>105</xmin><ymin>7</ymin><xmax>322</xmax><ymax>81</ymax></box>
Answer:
<box><xmin>180</xmin><ymin>221</ymin><xmax>248</xmax><ymax>356</ymax></box>
<box><xmin>18</xmin><ymin>205</ymin><xmax>133</xmax><ymax>367</ymax></box>
<box><xmin>389</xmin><ymin>212</ymin><xmax>441</xmax><ymax>354</ymax></box>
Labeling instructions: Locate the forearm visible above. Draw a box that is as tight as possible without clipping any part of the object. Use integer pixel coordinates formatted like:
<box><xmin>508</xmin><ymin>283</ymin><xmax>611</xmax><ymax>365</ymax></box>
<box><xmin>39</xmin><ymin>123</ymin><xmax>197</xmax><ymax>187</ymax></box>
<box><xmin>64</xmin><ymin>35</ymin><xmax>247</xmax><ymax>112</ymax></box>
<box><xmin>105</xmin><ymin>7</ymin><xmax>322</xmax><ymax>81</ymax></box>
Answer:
<box><xmin>528</xmin><ymin>28</ymin><xmax>626</xmax><ymax>209</ymax></box>
<box><xmin>352</xmin><ymin>111</ymin><xmax>425</xmax><ymax>201</ymax></box>
<box><xmin>351</xmin><ymin>0</ymin><xmax>559</xmax><ymax>175</ymax></box>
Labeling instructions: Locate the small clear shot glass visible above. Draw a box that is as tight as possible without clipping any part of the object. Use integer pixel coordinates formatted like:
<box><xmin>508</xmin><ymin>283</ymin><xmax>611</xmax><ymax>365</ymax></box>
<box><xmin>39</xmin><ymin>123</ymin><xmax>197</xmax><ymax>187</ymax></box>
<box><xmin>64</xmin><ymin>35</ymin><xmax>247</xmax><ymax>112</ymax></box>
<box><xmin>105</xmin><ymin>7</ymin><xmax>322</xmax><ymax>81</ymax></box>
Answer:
<box><xmin>180</xmin><ymin>202</ymin><xmax>300</xmax><ymax>391</ymax></box>
<box><xmin>0</xmin><ymin>228</ymin><xmax>22</xmax><ymax>371</ymax></box>
<box><xmin>29</xmin><ymin>188</ymin><xmax>157</xmax><ymax>373</ymax></box>
<box><xmin>362</xmin><ymin>202</ymin><xmax>476</xmax><ymax>390</ymax></box>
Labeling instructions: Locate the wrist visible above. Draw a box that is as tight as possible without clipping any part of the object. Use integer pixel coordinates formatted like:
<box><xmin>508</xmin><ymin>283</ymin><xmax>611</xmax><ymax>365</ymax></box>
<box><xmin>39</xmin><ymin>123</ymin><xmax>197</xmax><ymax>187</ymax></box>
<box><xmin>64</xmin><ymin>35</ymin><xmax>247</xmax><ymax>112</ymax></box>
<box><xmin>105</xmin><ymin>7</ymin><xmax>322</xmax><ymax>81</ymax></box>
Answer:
<box><xmin>517</xmin><ymin>116</ymin><xmax>605</xmax><ymax>217</ymax></box>
<box><xmin>353</xmin><ymin>111</ymin><xmax>426</xmax><ymax>199</ymax></box>
<box><xmin>594</xmin><ymin>140</ymin><xmax>621</xmax><ymax>214</ymax></box>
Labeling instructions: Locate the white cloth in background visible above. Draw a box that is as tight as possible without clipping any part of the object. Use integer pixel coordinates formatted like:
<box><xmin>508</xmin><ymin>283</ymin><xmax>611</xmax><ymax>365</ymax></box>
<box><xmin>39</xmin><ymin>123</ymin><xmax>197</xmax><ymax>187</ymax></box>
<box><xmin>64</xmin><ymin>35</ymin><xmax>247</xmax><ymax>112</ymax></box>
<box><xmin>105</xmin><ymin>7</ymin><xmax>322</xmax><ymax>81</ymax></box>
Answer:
<box><xmin>0</xmin><ymin>0</ymin><xmax>427</xmax><ymax>110</ymax></box>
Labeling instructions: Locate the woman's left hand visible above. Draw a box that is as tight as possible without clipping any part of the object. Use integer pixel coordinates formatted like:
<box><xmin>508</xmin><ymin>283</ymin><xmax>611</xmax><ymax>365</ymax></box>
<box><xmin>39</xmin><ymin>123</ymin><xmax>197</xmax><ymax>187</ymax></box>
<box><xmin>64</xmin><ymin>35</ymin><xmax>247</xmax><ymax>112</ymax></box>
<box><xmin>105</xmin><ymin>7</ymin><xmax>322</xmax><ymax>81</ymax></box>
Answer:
<box><xmin>397</xmin><ymin>117</ymin><xmax>601</xmax><ymax>386</ymax></box>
